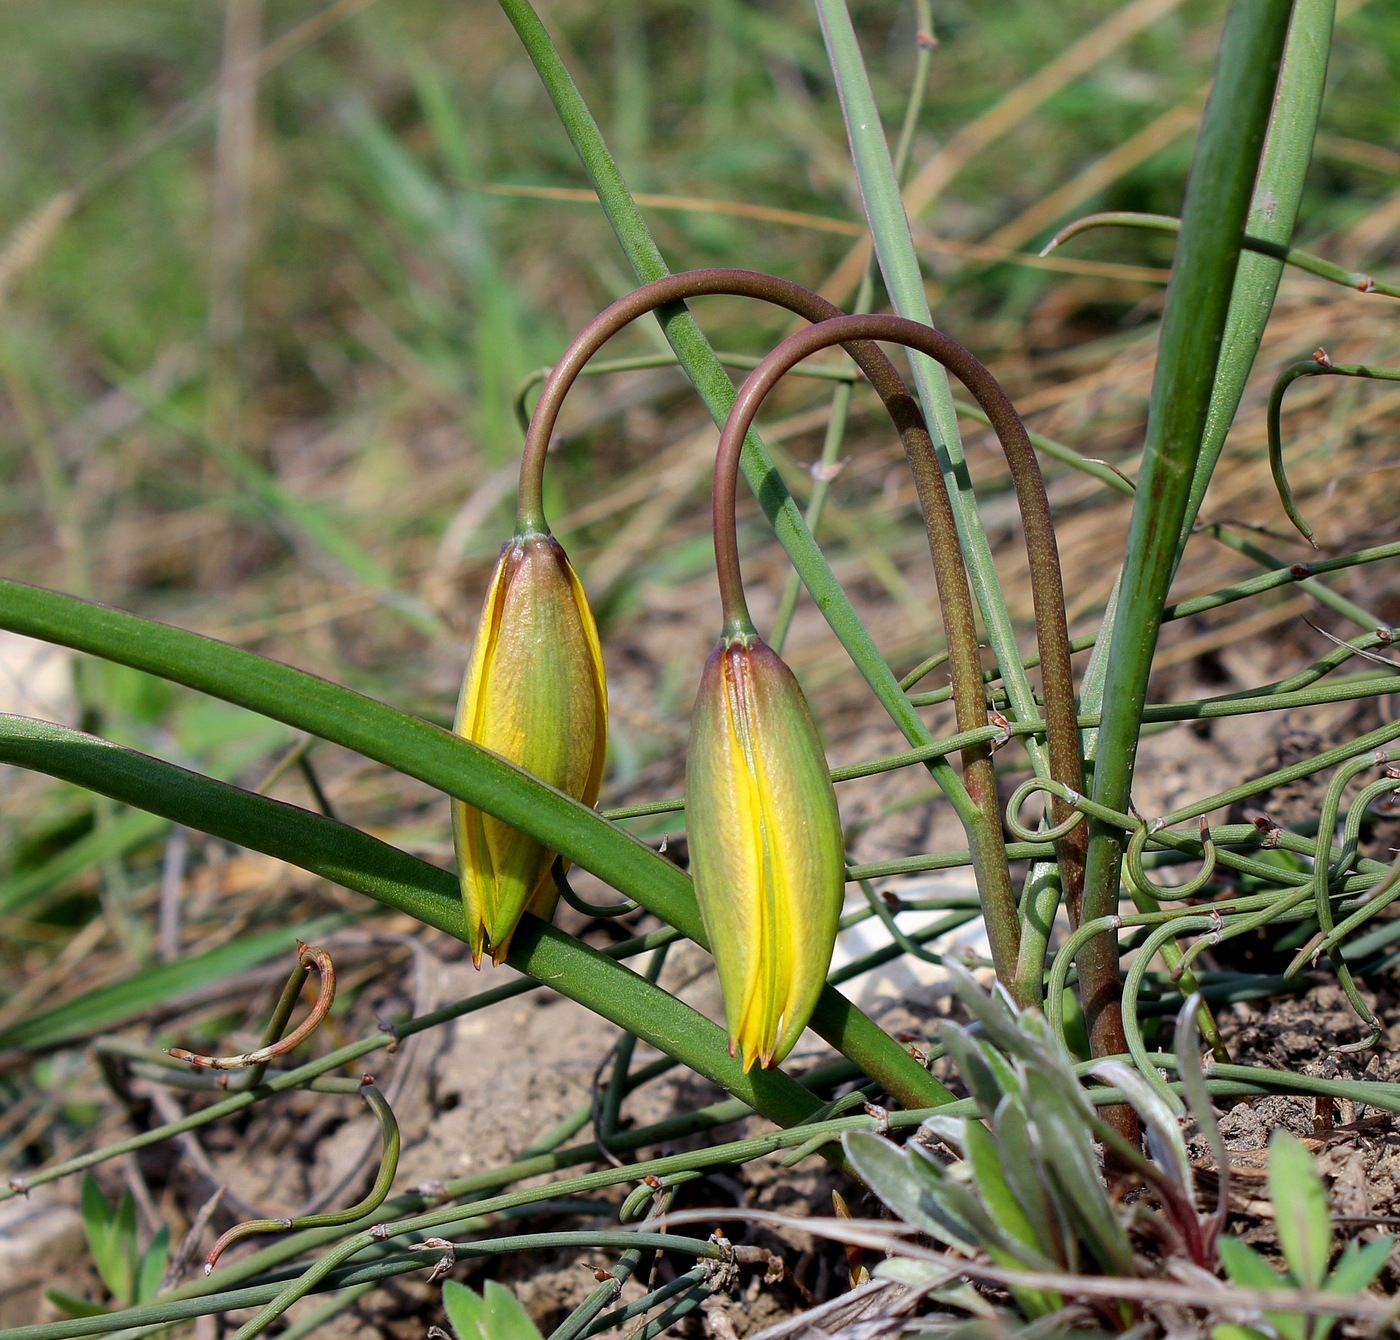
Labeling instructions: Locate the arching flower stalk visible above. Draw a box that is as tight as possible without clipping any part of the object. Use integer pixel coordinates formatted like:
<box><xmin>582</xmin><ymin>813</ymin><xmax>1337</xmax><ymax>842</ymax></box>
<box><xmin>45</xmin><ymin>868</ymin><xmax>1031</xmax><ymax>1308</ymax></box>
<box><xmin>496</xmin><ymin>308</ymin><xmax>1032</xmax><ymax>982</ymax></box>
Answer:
<box><xmin>690</xmin><ymin>306</ymin><xmax>1111</xmax><ymax>1092</ymax></box>
<box><xmin>687</xmin><ymin>319</ymin><xmax>851</xmax><ymax>1072</ymax></box>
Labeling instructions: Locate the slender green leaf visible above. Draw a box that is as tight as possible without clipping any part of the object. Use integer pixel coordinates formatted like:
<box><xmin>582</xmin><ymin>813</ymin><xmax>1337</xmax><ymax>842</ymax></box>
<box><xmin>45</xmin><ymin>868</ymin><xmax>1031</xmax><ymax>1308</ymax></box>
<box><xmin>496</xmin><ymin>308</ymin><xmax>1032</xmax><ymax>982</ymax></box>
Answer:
<box><xmin>0</xmin><ymin>582</ymin><xmax>950</xmax><ymax>1109</ymax></box>
<box><xmin>935</xmin><ymin>1023</ymin><xmax>1004</xmax><ymax>1120</ymax></box>
<box><xmin>1183</xmin><ymin>0</ymin><xmax>1334</xmax><ymax>546</ymax></box>
<box><xmin>914</xmin><ymin>1132</ymin><xmax>1061</xmax><ymax>1320</ymax></box>
<box><xmin>79</xmin><ymin>1178</ymin><xmax>138</xmax><ymax>1308</ymax></box>
<box><xmin>903</xmin><ymin>1143</ymin><xmax>1029</xmax><ymax>1262</ymax></box>
<box><xmin>1080</xmin><ymin>0</ymin><xmax>1295</xmax><ymax>949</ymax></box>
<box><xmin>1081</xmin><ymin>0</ymin><xmax>1333</xmax><ymax>757</ymax></box>
<box><xmin>0</xmin><ymin>715</ymin><xmax>828</xmax><ymax>1127</ymax></box>
<box><xmin>110</xmin><ymin>1193</ymin><xmax>137</xmax><ymax>1306</ymax></box>
<box><xmin>1306</xmin><ymin>1237</ymin><xmax>1395</xmax><ymax>1340</ymax></box>
<box><xmin>1269</xmin><ymin>1130</ymin><xmax>1332</xmax><ymax>1291</ymax></box>
<box><xmin>79</xmin><ymin>1176</ymin><xmax>115</xmax><ymax>1295</ymax></box>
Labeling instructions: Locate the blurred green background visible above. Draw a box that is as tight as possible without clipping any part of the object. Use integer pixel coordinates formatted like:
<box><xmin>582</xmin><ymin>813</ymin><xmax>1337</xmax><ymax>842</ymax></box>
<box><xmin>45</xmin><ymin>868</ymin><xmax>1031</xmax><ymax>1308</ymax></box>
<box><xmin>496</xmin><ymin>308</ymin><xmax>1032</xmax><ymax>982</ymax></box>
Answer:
<box><xmin>1</xmin><ymin>1</ymin><xmax>1395</xmax><ymax>654</ymax></box>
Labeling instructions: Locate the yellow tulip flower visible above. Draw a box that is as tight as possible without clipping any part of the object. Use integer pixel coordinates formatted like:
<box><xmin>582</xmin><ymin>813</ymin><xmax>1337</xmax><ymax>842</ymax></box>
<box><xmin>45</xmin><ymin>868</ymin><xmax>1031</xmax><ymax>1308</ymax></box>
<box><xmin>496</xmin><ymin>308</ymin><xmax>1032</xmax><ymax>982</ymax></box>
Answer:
<box><xmin>686</xmin><ymin>635</ymin><xmax>845</xmax><ymax>1070</ymax></box>
<box><xmin>453</xmin><ymin>532</ymin><xmax>607</xmax><ymax>966</ymax></box>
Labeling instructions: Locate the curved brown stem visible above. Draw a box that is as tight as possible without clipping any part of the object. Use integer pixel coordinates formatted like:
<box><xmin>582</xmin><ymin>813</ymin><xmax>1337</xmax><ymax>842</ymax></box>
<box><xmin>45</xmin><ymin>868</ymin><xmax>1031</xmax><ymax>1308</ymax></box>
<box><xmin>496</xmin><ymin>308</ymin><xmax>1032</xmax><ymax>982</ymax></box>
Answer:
<box><xmin>713</xmin><ymin>314</ymin><xmax>1115</xmax><ymax>1051</ymax></box>
<box><xmin>518</xmin><ymin>268</ymin><xmax>1012</xmax><ymax>955</ymax></box>
<box><xmin>168</xmin><ymin>942</ymin><xmax>335</xmax><ymax>1077</ymax></box>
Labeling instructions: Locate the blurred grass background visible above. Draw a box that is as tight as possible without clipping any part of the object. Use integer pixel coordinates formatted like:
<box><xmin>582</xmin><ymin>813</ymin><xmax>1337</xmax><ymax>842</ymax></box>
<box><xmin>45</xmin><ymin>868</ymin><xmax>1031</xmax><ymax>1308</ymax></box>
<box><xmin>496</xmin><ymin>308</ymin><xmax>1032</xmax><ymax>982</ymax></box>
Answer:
<box><xmin>1</xmin><ymin>0</ymin><xmax>1398</xmax><ymax>1291</ymax></box>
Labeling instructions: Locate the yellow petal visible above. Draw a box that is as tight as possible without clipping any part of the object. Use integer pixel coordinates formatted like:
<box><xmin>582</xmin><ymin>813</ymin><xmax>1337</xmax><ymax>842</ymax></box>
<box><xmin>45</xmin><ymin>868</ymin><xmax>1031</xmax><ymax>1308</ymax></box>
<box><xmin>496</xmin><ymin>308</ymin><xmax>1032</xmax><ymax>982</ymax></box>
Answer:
<box><xmin>451</xmin><ymin>532</ymin><xmax>608</xmax><ymax>965</ymax></box>
<box><xmin>686</xmin><ymin>636</ymin><xmax>845</xmax><ymax>1070</ymax></box>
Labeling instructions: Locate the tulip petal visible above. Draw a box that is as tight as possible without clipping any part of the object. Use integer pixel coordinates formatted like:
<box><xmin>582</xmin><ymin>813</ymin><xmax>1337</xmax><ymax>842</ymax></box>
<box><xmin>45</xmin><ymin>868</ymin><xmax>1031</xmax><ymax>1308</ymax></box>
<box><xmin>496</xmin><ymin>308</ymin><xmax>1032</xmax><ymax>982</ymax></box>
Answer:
<box><xmin>687</xmin><ymin>636</ymin><xmax>845</xmax><ymax>1070</ymax></box>
<box><xmin>452</xmin><ymin>533</ymin><xmax>608</xmax><ymax>965</ymax></box>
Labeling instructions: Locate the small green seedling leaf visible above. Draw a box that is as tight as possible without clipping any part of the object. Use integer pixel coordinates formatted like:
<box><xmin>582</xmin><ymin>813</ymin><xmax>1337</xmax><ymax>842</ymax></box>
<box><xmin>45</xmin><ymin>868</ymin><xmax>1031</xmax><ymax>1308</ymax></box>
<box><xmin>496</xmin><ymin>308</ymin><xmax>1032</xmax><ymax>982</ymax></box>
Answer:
<box><xmin>1178</xmin><ymin>994</ymin><xmax>1228</xmax><ymax>1239</ymax></box>
<box><xmin>443</xmin><ymin>1280</ymin><xmax>489</xmax><ymax>1340</ymax></box>
<box><xmin>937</xmin><ymin>1022</ymin><xmax>1004</xmax><ymax>1119</ymax></box>
<box><xmin>961</xmin><ymin>1119</ymin><xmax>1062</xmax><ymax>1319</ymax></box>
<box><xmin>1089</xmin><ymin>1059</ymin><xmax>1190</xmax><ymax>1188</ymax></box>
<box><xmin>44</xmin><ymin>1289</ymin><xmax>111</xmax><ymax>1320</ymax></box>
<box><xmin>79</xmin><ymin>1173</ymin><xmax>107</xmax><ymax>1237</ymax></box>
<box><xmin>991</xmin><ymin>1096</ymin><xmax>1063</xmax><ymax>1267</ymax></box>
<box><xmin>483</xmin><ymin>1280</ymin><xmax>545</xmax><ymax>1340</ymax></box>
<box><xmin>135</xmin><ymin>1225</ymin><xmax>170</xmax><ymax>1304</ymax></box>
<box><xmin>1268</xmin><ymin>1131</ymin><xmax>1332</xmax><ymax>1291</ymax></box>
<box><xmin>1310</xmin><ymin>1236</ymin><xmax>1394</xmax><ymax>1340</ymax></box>
<box><xmin>961</xmin><ymin>1119</ymin><xmax>1039</xmax><ymax>1254</ymax></box>
<box><xmin>844</xmin><ymin>1131</ymin><xmax>976</xmax><ymax>1252</ymax></box>
<box><xmin>1212</xmin><ymin>1325</ymin><xmax>1272</xmax><ymax>1340</ymax></box>
<box><xmin>1327</xmin><ymin>1235</ymin><xmax>1392</xmax><ymax>1294</ymax></box>
<box><xmin>1217</xmin><ymin>1237</ymin><xmax>1303</xmax><ymax>1340</ymax></box>
<box><xmin>79</xmin><ymin>1175</ymin><xmax>138</xmax><ymax>1307</ymax></box>
<box><xmin>441</xmin><ymin>1279</ymin><xmax>545</xmax><ymax>1340</ymax></box>
<box><xmin>1022</xmin><ymin>1071</ymin><xmax>1134</xmax><ymax>1277</ymax></box>
<box><xmin>1217</xmin><ymin>1236</ymin><xmax>1283</xmax><ymax>1290</ymax></box>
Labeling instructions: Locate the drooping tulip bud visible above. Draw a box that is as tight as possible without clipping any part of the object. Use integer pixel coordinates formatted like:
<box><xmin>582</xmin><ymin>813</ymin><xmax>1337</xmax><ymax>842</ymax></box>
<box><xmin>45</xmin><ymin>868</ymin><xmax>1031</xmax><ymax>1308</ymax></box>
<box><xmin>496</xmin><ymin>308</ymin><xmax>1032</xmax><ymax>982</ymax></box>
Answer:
<box><xmin>685</xmin><ymin>633</ymin><xmax>845</xmax><ymax>1070</ymax></box>
<box><xmin>453</xmin><ymin>531</ymin><xmax>607</xmax><ymax>966</ymax></box>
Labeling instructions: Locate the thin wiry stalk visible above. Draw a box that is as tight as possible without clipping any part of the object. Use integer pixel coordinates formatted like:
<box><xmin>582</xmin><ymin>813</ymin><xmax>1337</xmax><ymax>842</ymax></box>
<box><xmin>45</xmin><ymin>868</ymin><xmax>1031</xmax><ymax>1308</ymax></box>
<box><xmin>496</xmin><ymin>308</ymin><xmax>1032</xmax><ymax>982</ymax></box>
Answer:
<box><xmin>1267</xmin><ymin>351</ymin><xmax>1400</xmax><ymax>544</ymax></box>
<box><xmin>1044</xmin><ymin>207</ymin><xmax>1396</xmax><ymax>299</ymax></box>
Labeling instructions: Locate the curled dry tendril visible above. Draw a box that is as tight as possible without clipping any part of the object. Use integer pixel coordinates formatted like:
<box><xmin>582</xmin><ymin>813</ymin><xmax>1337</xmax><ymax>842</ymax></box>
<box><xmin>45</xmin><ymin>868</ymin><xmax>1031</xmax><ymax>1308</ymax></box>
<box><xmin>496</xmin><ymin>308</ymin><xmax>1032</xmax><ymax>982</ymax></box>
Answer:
<box><xmin>167</xmin><ymin>943</ymin><xmax>402</xmax><ymax>1272</ymax></box>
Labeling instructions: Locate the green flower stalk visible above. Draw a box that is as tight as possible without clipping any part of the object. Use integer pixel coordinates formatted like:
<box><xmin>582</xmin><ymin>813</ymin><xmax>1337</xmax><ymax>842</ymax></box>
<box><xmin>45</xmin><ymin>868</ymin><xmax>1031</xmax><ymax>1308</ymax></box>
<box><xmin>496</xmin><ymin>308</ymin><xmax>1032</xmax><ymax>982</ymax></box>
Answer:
<box><xmin>453</xmin><ymin>529</ymin><xmax>608</xmax><ymax>966</ymax></box>
<box><xmin>687</xmin><ymin>633</ymin><xmax>846</xmax><ymax>1071</ymax></box>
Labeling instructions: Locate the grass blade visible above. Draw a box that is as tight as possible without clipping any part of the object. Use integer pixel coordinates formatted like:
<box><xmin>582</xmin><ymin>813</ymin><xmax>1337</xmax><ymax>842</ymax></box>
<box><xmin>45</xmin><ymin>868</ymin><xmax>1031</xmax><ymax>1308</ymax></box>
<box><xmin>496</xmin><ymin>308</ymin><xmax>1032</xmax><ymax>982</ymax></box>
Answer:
<box><xmin>813</xmin><ymin>0</ymin><xmax>1041</xmax><ymax>764</ymax></box>
<box><xmin>1078</xmin><ymin>0</ymin><xmax>1295</xmax><ymax>1030</ymax></box>
<box><xmin>0</xmin><ymin>583</ymin><xmax>949</xmax><ymax>1108</ymax></box>
<box><xmin>0</xmin><ymin>917</ymin><xmax>339</xmax><ymax>1053</ymax></box>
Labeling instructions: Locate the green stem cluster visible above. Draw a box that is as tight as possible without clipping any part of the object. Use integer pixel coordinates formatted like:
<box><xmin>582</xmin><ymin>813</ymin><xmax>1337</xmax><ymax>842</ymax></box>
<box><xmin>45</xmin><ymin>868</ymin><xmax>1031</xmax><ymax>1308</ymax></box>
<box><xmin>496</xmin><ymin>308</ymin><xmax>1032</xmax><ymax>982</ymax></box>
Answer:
<box><xmin>1078</xmin><ymin>0</ymin><xmax>1295</xmax><ymax>1058</ymax></box>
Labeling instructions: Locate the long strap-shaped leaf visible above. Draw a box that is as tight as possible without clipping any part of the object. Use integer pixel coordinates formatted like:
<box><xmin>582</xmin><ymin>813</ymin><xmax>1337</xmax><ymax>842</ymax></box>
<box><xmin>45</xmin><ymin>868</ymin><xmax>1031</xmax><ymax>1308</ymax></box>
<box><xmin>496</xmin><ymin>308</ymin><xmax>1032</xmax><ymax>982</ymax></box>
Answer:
<box><xmin>0</xmin><ymin>712</ymin><xmax>820</xmax><ymax>1123</ymax></box>
<box><xmin>0</xmin><ymin>581</ymin><xmax>948</xmax><ymax>1109</ymax></box>
<box><xmin>1078</xmin><ymin>0</ymin><xmax>1335</xmax><ymax>759</ymax></box>
<box><xmin>1078</xmin><ymin>0</ymin><xmax>1296</xmax><ymax>1057</ymax></box>
<box><xmin>1181</xmin><ymin>0</ymin><xmax>1333</xmax><ymax>549</ymax></box>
